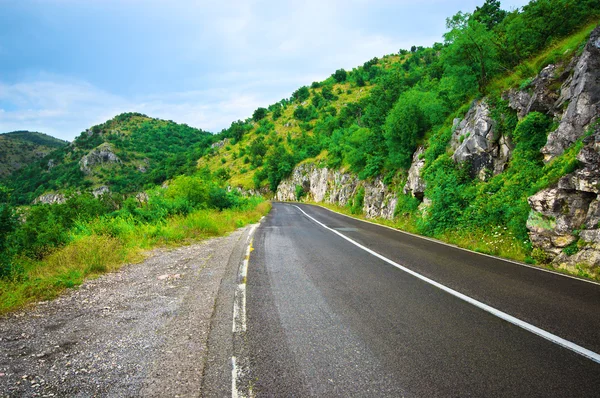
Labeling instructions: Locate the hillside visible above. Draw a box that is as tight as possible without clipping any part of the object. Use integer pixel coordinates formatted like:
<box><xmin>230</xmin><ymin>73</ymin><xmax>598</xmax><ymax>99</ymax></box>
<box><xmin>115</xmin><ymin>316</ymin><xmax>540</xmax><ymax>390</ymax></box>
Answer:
<box><xmin>202</xmin><ymin>0</ymin><xmax>600</xmax><ymax>277</ymax></box>
<box><xmin>4</xmin><ymin>113</ymin><xmax>215</xmax><ymax>204</ymax></box>
<box><xmin>0</xmin><ymin>131</ymin><xmax>67</xmax><ymax>179</ymax></box>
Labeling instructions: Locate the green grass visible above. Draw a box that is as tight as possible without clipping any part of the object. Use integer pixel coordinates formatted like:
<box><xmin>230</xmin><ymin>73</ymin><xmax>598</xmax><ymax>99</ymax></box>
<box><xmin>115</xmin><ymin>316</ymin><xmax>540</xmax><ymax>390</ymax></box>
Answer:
<box><xmin>488</xmin><ymin>20</ymin><xmax>598</xmax><ymax>94</ymax></box>
<box><xmin>0</xmin><ymin>201</ymin><xmax>271</xmax><ymax>314</ymax></box>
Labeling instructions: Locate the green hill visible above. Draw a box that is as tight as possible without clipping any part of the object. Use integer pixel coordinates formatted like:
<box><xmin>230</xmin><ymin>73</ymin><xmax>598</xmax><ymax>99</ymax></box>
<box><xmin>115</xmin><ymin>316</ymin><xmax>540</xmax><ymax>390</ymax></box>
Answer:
<box><xmin>200</xmin><ymin>0</ymin><xmax>600</xmax><ymax>273</ymax></box>
<box><xmin>5</xmin><ymin>113</ymin><xmax>214</xmax><ymax>204</ymax></box>
<box><xmin>0</xmin><ymin>131</ymin><xmax>68</xmax><ymax>179</ymax></box>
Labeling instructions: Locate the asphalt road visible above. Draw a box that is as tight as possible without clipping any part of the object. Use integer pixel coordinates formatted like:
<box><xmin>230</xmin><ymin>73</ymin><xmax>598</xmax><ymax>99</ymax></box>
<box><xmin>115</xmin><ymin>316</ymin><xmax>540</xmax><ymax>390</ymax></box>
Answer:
<box><xmin>245</xmin><ymin>203</ymin><xmax>600</xmax><ymax>397</ymax></box>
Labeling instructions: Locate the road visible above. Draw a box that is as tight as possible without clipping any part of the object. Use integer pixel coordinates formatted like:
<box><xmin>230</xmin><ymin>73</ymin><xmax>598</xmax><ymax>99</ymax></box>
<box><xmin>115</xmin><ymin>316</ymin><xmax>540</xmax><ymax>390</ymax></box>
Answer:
<box><xmin>244</xmin><ymin>203</ymin><xmax>600</xmax><ymax>397</ymax></box>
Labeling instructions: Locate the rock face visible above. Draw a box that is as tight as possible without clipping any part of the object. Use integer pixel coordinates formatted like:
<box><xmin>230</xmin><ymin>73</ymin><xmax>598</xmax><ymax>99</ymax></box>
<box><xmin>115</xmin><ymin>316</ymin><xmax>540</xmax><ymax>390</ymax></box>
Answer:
<box><xmin>403</xmin><ymin>146</ymin><xmax>426</xmax><ymax>199</ymax></box>
<box><xmin>541</xmin><ymin>26</ymin><xmax>600</xmax><ymax>161</ymax></box>
<box><xmin>34</xmin><ymin>193</ymin><xmax>66</xmax><ymax>205</ymax></box>
<box><xmin>527</xmin><ymin>131</ymin><xmax>600</xmax><ymax>272</ymax></box>
<box><xmin>451</xmin><ymin>100</ymin><xmax>512</xmax><ymax>179</ymax></box>
<box><xmin>506</xmin><ymin>64</ymin><xmax>566</xmax><ymax>120</ymax></box>
<box><xmin>92</xmin><ymin>185</ymin><xmax>110</xmax><ymax>197</ymax></box>
<box><xmin>79</xmin><ymin>143</ymin><xmax>121</xmax><ymax>175</ymax></box>
<box><xmin>276</xmin><ymin>163</ymin><xmax>398</xmax><ymax>219</ymax></box>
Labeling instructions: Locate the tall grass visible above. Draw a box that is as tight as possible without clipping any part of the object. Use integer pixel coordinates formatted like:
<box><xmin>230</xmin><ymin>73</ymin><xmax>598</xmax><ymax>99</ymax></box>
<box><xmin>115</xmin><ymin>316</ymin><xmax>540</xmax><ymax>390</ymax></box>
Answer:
<box><xmin>0</xmin><ymin>201</ymin><xmax>271</xmax><ymax>314</ymax></box>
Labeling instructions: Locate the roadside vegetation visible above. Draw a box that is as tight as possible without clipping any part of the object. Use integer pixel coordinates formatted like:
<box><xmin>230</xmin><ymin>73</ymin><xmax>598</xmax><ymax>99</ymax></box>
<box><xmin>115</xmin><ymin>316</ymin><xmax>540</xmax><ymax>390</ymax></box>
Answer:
<box><xmin>0</xmin><ymin>175</ymin><xmax>270</xmax><ymax>314</ymax></box>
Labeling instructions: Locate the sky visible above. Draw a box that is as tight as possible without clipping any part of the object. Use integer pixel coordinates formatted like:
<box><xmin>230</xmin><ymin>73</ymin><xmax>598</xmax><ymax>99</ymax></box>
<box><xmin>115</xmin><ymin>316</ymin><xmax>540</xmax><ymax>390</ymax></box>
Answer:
<box><xmin>0</xmin><ymin>0</ymin><xmax>530</xmax><ymax>141</ymax></box>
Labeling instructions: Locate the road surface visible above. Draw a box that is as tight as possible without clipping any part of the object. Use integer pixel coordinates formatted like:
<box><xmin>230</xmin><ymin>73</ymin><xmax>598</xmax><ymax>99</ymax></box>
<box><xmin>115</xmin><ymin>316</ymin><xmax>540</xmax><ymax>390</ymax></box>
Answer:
<box><xmin>243</xmin><ymin>203</ymin><xmax>600</xmax><ymax>397</ymax></box>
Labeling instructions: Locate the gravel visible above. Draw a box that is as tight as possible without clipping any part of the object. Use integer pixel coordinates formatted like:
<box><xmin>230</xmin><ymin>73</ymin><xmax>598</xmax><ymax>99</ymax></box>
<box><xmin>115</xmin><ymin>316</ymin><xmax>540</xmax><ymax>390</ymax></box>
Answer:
<box><xmin>0</xmin><ymin>226</ymin><xmax>249</xmax><ymax>397</ymax></box>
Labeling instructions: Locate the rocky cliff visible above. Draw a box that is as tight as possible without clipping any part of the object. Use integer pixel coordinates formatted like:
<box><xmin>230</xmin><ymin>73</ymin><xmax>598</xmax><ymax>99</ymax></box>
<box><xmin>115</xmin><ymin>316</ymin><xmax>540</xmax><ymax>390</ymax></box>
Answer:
<box><xmin>527</xmin><ymin>127</ymin><xmax>600</xmax><ymax>274</ymax></box>
<box><xmin>276</xmin><ymin>163</ymin><xmax>397</xmax><ymax>219</ymax></box>
<box><xmin>541</xmin><ymin>26</ymin><xmax>600</xmax><ymax>161</ymax></box>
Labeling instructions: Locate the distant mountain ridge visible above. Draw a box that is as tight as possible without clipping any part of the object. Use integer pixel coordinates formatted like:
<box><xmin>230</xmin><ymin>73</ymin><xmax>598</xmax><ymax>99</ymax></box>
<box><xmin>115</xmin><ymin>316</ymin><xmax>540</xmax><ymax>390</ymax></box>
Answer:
<box><xmin>0</xmin><ymin>131</ymin><xmax>68</xmax><ymax>178</ymax></box>
<box><xmin>3</xmin><ymin>113</ymin><xmax>215</xmax><ymax>204</ymax></box>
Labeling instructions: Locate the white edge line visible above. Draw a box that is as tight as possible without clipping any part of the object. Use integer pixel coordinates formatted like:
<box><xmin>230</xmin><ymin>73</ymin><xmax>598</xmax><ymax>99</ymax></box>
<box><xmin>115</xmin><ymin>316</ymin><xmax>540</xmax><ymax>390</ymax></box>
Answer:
<box><xmin>231</xmin><ymin>356</ymin><xmax>239</xmax><ymax>398</ymax></box>
<box><xmin>300</xmin><ymin>203</ymin><xmax>600</xmax><ymax>286</ymax></box>
<box><xmin>293</xmin><ymin>205</ymin><xmax>600</xmax><ymax>365</ymax></box>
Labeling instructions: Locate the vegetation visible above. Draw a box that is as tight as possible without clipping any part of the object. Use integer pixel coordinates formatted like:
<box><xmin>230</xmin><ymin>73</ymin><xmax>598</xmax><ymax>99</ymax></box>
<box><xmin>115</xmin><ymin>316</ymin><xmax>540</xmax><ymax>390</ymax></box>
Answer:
<box><xmin>202</xmin><ymin>0</ymin><xmax>599</xmax><ymax>264</ymax></box>
<box><xmin>3</xmin><ymin>113</ymin><xmax>215</xmax><ymax>204</ymax></box>
<box><xmin>0</xmin><ymin>131</ymin><xmax>68</xmax><ymax>178</ymax></box>
<box><xmin>0</xmin><ymin>172</ymin><xmax>270</xmax><ymax>313</ymax></box>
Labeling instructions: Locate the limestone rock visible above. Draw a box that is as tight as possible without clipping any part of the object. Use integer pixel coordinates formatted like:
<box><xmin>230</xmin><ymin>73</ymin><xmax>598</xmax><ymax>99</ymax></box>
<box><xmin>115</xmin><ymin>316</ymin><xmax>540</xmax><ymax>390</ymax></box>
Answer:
<box><xmin>506</xmin><ymin>64</ymin><xmax>565</xmax><ymax>120</ymax></box>
<box><xmin>210</xmin><ymin>139</ymin><xmax>229</xmax><ymax>149</ymax></box>
<box><xmin>527</xmin><ymin>129</ymin><xmax>600</xmax><ymax>267</ymax></box>
<box><xmin>541</xmin><ymin>26</ymin><xmax>600</xmax><ymax>160</ymax></box>
<box><xmin>92</xmin><ymin>186</ymin><xmax>110</xmax><ymax>198</ymax></box>
<box><xmin>276</xmin><ymin>163</ymin><xmax>398</xmax><ymax>220</ymax></box>
<box><xmin>34</xmin><ymin>193</ymin><xmax>66</xmax><ymax>205</ymax></box>
<box><xmin>451</xmin><ymin>100</ymin><xmax>512</xmax><ymax>179</ymax></box>
<box><xmin>79</xmin><ymin>143</ymin><xmax>121</xmax><ymax>175</ymax></box>
<box><xmin>403</xmin><ymin>146</ymin><xmax>426</xmax><ymax>199</ymax></box>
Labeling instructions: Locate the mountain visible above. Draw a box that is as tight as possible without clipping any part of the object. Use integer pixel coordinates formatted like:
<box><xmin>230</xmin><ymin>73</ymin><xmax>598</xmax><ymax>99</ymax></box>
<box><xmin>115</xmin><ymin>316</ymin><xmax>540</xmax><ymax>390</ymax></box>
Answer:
<box><xmin>4</xmin><ymin>113</ymin><xmax>214</xmax><ymax>204</ymax></box>
<box><xmin>0</xmin><ymin>131</ymin><xmax>68</xmax><ymax>179</ymax></box>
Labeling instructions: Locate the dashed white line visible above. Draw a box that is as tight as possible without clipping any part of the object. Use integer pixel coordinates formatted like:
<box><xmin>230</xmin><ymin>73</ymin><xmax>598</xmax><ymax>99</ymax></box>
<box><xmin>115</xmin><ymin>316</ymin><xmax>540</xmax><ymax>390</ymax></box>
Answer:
<box><xmin>293</xmin><ymin>205</ymin><xmax>600</xmax><ymax>365</ymax></box>
<box><xmin>232</xmin><ymin>223</ymin><xmax>259</xmax><ymax>398</ymax></box>
<box><xmin>231</xmin><ymin>356</ymin><xmax>239</xmax><ymax>398</ymax></box>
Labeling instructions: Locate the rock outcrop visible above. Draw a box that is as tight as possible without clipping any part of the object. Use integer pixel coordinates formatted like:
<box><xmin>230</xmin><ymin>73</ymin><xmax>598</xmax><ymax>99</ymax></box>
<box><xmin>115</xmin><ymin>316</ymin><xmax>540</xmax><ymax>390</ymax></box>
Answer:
<box><xmin>276</xmin><ymin>163</ymin><xmax>397</xmax><ymax>219</ymax></box>
<box><xmin>506</xmin><ymin>64</ymin><xmax>564</xmax><ymax>120</ymax></box>
<box><xmin>92</xmin><ymin>185</ymin><xmax>110</xmax><ymax>197</ymax></box>
<box><xmin>403</xmin><ymin>146</ymin><xmax>426</xmax><ymax>199</ymax></box>
<box><xmin>527</xmin><ymin>131</ymin><xmax>600</xmax><ymax>273</ymax></box>
<box><xmin>79</xmin><ymin>143</ymin><xmax>121</xmax><ymax>175</ymax></box>
<box><xmin>34</xmin><ymin>193</ymin><xmax>66</xmax><ymax>205</ymax></box>
<box><xmin>541</xmin><ymin>26</ymin><xmax>600</xmax><ymax>161</ymax></box>
<box><xmin>451</xmin><ymin>100</ymin><xmax>512</xmax><ymax>179</ymax></box>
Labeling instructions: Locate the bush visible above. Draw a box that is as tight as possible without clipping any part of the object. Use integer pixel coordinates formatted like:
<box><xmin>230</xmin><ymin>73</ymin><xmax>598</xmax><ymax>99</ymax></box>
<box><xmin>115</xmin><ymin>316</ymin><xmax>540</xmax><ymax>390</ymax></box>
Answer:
<box><xmin>350</xmin><ymin>187</ymin><xmax>365</xmax><ymax>215</ymax></box>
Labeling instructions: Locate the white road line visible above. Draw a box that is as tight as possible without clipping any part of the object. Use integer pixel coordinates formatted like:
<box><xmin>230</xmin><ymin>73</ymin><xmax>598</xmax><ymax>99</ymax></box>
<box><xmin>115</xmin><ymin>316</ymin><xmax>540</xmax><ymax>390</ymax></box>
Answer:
<box><xmin>293</xmin><ymin>205</ymin><xmax>600</xmax><ymax>365</ymax></box>
<box><xmin>309</xmin><ymin>203</ymin><xmax>600</xmax><ymax>286</ymax></box>
<box><xmin>232</xmin><ymin>224</ymin><xmax>259</xmax><ymax>398</ymax></box>
<box><xmin>231</xmin><ymin>356</ymin><xmax>239</xmax><ymax>398</ymax></box>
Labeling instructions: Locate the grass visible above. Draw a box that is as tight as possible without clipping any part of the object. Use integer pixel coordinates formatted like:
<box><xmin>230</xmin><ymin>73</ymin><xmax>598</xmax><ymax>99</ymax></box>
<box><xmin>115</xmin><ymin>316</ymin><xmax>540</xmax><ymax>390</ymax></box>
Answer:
<box><xmin>488</xmin><ymin>20</ymin><xmax>598</xmax><ymax>94</ymax></box>
<box><xmin>0</xmin><ymin>201</ymin><xmax>271</xmax><ymax>314</ymax></box>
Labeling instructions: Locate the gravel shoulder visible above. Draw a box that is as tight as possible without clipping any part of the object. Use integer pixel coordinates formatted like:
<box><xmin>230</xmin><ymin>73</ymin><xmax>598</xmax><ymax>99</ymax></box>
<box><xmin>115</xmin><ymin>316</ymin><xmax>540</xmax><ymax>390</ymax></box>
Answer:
<box><xmin>0</xmin><ymin>225</ymin><xmax>254</xmax><ymax>397</ymax></box>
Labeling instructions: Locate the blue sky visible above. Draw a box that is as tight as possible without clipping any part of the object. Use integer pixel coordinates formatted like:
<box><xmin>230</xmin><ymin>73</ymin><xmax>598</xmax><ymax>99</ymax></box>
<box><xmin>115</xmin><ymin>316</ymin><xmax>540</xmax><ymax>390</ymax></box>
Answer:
<box><xmin>0</xmin><ymin>0</ymin><xmax>529</xmax><ymax>141</ymax></box>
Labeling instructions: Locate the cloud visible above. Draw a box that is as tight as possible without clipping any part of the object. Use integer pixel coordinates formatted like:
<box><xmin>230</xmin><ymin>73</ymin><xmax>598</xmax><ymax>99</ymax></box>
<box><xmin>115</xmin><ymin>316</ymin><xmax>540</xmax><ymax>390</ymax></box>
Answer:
<box><xmin>0</xmin><ymin>76</ymin><xmax>275</xmax><ymax>140</ymax></box>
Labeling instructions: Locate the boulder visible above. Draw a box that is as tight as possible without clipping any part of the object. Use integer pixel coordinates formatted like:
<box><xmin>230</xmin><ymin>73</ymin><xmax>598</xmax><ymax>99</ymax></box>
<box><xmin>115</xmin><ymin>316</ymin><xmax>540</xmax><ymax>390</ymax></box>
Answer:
<box><xmin>276</xmin><ymin>163</ymin><xmax>398</xmax><ymax>220</ymax></box>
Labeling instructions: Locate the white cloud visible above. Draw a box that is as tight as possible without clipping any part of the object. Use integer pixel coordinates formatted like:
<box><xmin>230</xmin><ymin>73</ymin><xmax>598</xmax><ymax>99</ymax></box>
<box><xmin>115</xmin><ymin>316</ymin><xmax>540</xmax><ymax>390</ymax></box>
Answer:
<box><xmin>0</xmin><ymin>76</ymin><xmax>274</xmax><ymax>140</ymax></box>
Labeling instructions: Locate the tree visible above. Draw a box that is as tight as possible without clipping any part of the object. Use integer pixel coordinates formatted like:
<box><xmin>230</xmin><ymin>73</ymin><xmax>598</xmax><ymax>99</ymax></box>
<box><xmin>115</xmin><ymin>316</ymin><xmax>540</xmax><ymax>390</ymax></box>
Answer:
<box><xmin>473</xmin><ymin>0</ymin><xmax>507</xmax><ymax>30</ymax></box>
<box><xmin>443</xmin><ymin>11</ymin><xmax>501</xmax><ymax>90</ymax></box>
<box><xmin>333</xmin><ymin>69</ymin><xmax>347</xmax><ymax>83</ymax></box>
<box><xmin>292</xmin><ymin>86</ymin><xmax>310</xmax><ymax>103</ymax></box>
<box><xmin>252</xmin><ymin>107</ymin><xmax>268</xmax><ymax>122</ymax></box>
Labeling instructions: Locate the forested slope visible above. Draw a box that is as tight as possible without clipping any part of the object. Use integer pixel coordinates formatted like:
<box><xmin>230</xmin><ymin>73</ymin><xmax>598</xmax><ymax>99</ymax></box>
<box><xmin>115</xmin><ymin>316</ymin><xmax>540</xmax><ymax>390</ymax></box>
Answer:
<box><xmin>0</xmin><ymin>131</ymin><xmax>67</xmax><ymax>178</ymax></box>
<box><xmin>205</xmin><ymin>0</ymin><xmax>600</xmax><ymax>277</ymax></box>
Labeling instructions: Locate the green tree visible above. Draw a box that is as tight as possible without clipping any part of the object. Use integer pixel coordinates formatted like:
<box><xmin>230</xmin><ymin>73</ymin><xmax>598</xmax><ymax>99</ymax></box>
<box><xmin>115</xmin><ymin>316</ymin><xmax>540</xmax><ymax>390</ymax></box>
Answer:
<box><xmin>252</xmin><ymin>107</ymin><xmax>268</xmax><ymax>122</ymax></box>
<box><xmin>443</xmin><ymin>11</ymin><xmax>501</xmax><ymax>90</ymax></box>
<box><xmin>292</xmin><ymin>86</ymin><xmax>310</xmax><ymax>102</ymax></box>
<box><xmin>333</xmin><ymin>69</ymin><xmax>347</xmax><ymax>83</ymax></box>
